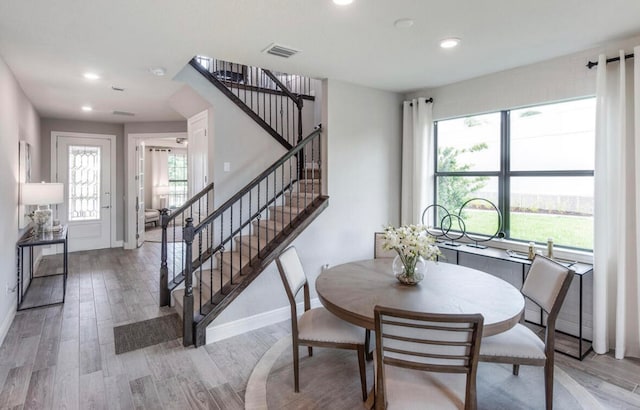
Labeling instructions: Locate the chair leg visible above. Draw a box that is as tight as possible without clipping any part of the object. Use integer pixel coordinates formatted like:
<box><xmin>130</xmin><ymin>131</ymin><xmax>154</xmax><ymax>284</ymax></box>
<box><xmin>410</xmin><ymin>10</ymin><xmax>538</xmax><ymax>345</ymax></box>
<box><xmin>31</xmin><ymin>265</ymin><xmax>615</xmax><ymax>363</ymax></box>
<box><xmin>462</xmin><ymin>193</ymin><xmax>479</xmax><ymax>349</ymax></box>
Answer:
<box><xmin>357</xmin><ymin>345</ymin><xmax>367</xmax><ymax>401</ymax></box>
<box><xmin>544</xmin><ymin>360</ymin><xmax>554</xmax><ymax>410</ymax></box>
<box><xmin>365</xmin><ymin>329</ymin><xmax>373</xmax><ymax>361</ymax></box>
<box><xmin>512</xmin><ymin>364</ymin><xmax>520</xmax><ymax>376</ymax></box>
<box><xmin>308</xmin><ymin>346</ymin><xmax>313</xmax><ymax>357</ymax></box>
<box><xmin>293</xmin><ymin>343</ymin><xmax>300</xmax><ymax>393</ymax></box>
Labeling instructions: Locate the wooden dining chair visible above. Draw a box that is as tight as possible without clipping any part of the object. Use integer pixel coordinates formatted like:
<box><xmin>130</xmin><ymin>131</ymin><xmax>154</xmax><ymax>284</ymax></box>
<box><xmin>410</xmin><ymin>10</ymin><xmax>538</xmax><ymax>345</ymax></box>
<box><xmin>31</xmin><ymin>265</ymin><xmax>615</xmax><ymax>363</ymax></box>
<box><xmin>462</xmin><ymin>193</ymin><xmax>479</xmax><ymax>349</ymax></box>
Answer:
<box><xmin>374</xmin><ymin>305</ymin><xmax>484</xmax><ymax>410</ymax></box>
<box><xmin>275</xmin><ymin>246</ymin><xmax>368</xmax><ymax>401</ymax></box>
<box><xmin>479</xmin><ymin>255</ymin><xmax>574</xmax><ymax>410</ymax></box>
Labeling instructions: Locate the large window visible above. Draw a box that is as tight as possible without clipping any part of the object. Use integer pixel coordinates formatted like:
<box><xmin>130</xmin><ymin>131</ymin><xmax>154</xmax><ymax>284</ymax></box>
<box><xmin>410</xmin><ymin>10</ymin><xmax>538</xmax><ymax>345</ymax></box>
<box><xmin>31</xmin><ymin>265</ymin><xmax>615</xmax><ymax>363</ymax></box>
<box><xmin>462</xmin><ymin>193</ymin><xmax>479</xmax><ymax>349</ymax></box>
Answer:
<box><xmin>168</xmin><ymin>152</ymin><xmax>187</xmax><ymax>208</ymax></box>
<box><xmin>433</xmin><ymin>98</ymin><xmax>595</xmax><ymax>250</ymax></box>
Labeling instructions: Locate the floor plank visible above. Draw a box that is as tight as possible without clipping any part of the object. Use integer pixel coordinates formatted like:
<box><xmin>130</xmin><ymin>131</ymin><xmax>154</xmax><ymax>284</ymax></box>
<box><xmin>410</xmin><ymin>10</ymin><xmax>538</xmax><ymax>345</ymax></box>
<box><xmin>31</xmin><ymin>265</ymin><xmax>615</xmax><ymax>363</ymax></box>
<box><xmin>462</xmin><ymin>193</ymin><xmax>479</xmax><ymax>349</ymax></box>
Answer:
<box><xmin>23</xmin><ymin>366</ymin><xmax>55</xmax><ymax>410</ymax></box>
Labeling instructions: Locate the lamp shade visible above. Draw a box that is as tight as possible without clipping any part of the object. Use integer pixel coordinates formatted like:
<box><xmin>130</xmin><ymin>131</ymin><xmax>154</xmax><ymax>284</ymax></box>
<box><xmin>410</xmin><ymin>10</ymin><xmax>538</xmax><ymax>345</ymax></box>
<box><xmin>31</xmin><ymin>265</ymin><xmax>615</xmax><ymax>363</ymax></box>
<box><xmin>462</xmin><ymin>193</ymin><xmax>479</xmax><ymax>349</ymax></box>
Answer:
<box><xmin>154</xmin><ymin>185</ymin><xmax>170</xmax><ymax>196</ymax></box>
<box><xmin>21</xmin><ymin>182</ymin><xmax>64</xmax><ymax>205</ymax></box>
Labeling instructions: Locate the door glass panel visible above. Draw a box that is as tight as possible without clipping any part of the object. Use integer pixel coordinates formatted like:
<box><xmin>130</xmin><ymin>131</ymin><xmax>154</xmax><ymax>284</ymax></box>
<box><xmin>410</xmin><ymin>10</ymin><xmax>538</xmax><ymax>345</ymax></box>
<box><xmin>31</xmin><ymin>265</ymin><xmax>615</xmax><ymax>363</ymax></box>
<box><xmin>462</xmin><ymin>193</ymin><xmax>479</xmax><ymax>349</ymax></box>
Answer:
<box><xmin>68</xmin><ymin>145</ymin><xmax>101</xmax><ymax>221</ymax></box>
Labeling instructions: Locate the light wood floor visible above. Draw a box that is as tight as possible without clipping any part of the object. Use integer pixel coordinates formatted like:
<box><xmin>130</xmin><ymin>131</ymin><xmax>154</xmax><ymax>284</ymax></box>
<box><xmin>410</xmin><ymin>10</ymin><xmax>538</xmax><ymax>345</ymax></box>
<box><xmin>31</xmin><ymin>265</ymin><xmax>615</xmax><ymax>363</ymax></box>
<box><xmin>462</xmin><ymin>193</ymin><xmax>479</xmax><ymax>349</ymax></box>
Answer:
<box><xmin>0</xmin><ymin>244</ymin><xmax>639</xmax><ymax>409</ymax></box>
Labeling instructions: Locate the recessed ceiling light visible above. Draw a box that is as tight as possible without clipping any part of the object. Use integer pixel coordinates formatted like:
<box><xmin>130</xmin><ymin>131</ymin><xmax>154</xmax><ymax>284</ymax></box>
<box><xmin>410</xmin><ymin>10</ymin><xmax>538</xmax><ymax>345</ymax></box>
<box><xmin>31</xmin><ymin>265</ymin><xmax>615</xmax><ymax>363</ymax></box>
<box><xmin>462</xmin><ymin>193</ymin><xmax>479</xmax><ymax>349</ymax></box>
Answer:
<box><xmin>83</xmin><ymin>72</ymin><xmax>100</xmax><ymax>80</ymax></box>
<box><xmin>440</xmin><ymin>38</ymin><xmax>461</xmax><ymax>49</ymax></box>
<box><xmin>333</xmin><ymin>0</ymin><xmax>353</xmax><ymax>5</ymax></box>
<box><xmin>394</xmin><ymin>18</ymin><xmax>414</xmax><ymax>29</ymax></box>
<box><xmin>81</xmin><ymin>105</ymin><xmax>93</xmax><ymax>112</ymax></box>
<box><xmin>149</xmin><ymin>67</ymin><xmax>166</xmax><ymax>76</ymax></box>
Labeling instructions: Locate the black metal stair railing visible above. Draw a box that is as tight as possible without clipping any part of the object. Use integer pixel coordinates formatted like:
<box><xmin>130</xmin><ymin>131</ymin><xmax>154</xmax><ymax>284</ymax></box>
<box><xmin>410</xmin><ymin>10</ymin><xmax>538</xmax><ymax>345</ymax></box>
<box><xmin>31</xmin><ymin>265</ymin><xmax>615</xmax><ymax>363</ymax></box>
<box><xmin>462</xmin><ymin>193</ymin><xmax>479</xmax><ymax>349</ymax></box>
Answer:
<box><xmin>181</xmin><ymin>127</ymin><xmax>324</xmax><ymax>346</ymax></box>
<box><xmin>190</xmin><ymin>56</ymin><xmax>315</xmax><ymax>150</ymax></box>
<box><xmin>158</xmin><ymin>182</ymin><xmax>214</xmax><ymax>307</ymax></box>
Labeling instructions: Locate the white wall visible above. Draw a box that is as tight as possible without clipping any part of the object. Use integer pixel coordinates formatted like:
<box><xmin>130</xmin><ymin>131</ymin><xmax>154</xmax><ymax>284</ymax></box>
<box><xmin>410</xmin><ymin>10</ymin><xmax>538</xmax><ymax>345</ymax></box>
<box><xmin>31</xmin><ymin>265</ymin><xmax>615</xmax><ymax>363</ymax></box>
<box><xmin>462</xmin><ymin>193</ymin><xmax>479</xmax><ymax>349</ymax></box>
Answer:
<box><xmin>0</xmin><ymin>55</ymin><xmax>41</xmax><ymax>345</ymax></box>
<box><xmin>407</xmin><ymin>34</ymin><xmax>640</xmax><ymax>120</ymax></box>
<box><xmin>211</xmin><ymin>79</ymin><xmax>403</xmax><ymax>326</ymax></box>
<box><xmin>174</xmin><ymin>65</ymin><xmax>290</xmax><ymax>208</ymax></box>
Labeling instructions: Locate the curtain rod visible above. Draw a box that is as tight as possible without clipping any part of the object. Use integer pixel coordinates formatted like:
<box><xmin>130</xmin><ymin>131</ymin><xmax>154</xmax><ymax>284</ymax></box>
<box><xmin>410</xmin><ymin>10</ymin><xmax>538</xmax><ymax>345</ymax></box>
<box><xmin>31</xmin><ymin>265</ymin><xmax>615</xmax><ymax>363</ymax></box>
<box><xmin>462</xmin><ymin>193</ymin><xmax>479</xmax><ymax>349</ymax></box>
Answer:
<box><xmin>409</xmin><ymin>97</ymin><xmax>434</xmax><ymax>107</ymax></box>
<box><xmin>586</xmin><ymin>53</ymin><xmax>635</xmax><ymax>69</ymax></box>
<box><xmin>147</xmin><ymin>146</ymin><xmax>172</xmax><ymax>151</ymax></box>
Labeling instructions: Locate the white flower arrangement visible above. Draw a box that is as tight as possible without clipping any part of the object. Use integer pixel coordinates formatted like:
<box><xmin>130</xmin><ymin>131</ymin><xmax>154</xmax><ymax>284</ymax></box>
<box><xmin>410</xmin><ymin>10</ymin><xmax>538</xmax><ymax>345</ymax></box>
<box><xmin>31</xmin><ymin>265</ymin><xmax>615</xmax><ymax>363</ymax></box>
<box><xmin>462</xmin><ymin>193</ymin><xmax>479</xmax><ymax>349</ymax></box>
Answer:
<box><xmin>382</xmin><ymin>224</ymin><xmax>440</xmax><ymax>276</ymax></box>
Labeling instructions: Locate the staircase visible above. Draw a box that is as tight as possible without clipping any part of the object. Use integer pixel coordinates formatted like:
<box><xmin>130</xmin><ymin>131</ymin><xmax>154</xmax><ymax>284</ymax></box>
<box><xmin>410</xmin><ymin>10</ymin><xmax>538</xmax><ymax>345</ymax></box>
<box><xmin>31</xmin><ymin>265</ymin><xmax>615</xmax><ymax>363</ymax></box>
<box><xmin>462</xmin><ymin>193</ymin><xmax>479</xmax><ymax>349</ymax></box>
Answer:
<box><xmin>159</xmin><ymin>57</ymin><xmax>326</xmax><ymax>347</ymax></box>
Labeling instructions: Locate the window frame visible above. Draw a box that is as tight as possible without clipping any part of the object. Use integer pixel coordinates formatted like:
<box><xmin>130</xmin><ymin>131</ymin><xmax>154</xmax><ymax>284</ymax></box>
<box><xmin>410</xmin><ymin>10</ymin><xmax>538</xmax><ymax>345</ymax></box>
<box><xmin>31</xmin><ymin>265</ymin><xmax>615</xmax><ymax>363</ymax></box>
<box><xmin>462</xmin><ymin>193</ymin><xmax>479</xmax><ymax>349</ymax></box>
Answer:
<box><xmin>167</xmin><ymin>151</ymin><xmax>188</xmax><ymax>209</ymax></box>
<box><xmin>433</xmin><ymin>99</ymin><xmax>595</xmax><ymax>251</ymax></box>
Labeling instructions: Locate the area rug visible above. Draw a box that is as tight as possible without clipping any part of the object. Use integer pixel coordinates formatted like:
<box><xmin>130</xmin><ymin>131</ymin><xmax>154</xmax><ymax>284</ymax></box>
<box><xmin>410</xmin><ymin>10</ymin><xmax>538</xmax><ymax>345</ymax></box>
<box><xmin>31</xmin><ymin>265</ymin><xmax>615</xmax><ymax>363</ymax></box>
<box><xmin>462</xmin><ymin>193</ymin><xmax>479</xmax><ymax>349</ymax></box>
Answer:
<box><xmin>244</xmin><ymin>336</ymin><xmax>604</xmax><ymax>410</ymax></box>
<box><xmin>113</xmin><ymin>313</ymin><xmax>182</xmax><ymax>354</ymax></box>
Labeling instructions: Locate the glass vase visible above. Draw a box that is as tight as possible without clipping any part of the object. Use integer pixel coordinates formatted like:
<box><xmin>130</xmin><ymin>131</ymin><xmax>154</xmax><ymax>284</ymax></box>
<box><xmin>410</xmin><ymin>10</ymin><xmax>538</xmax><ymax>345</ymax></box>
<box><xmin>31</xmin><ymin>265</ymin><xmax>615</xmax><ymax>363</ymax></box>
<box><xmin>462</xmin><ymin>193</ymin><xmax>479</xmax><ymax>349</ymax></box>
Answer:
<box><xmin>393</xmin><ymin>255</ymin><xmax>426</xmax><ymax>285</ymax></box>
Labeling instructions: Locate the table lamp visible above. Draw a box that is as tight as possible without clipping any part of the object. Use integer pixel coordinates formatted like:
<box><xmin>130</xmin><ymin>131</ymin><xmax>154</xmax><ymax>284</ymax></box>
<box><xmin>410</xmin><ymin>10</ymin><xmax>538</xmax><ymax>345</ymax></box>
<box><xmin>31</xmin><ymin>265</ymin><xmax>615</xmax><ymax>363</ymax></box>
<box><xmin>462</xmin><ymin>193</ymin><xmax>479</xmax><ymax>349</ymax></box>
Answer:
<box><xmin>154</xmin><ymin>184</ymin><xmax>170</xmax><ymax>209</ymax></box>
<box><xmin>21</xmin><ymin>182</ymin><xmax>64</xmax><ymax>234</ymax></box>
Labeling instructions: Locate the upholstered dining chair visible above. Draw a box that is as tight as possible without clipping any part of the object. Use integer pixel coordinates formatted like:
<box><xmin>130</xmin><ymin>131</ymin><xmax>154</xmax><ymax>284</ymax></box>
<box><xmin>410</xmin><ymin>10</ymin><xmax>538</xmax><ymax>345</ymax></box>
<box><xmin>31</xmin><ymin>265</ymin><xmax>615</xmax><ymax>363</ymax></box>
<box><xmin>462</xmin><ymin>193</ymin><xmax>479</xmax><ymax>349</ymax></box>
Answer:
<box><xmin>374</xmin><ymin>232</ymin><xmax>396</xmax><ymax>259</ymax></box>
<box><xmin>479</xmin><ymin>255</ymin><xmax>574</xmax><ymax>410</ymax></box>
<box><xmin>374</xmin><ymin>305</ymin><xmax>484</xmax><ymax>410</ymax></box>
<box><xmin>275</xmin><ymin>246</ymin><xmax>368</xmax><ymax>401</ymax></box>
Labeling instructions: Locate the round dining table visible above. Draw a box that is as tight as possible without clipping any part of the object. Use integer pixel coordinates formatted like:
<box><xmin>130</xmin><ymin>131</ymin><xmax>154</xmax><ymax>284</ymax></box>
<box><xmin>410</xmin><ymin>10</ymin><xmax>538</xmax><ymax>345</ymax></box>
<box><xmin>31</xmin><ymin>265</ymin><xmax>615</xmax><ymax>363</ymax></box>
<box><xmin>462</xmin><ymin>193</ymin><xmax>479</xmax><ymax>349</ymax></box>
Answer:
<box><xmin>316</xmin><ymin>259</ymin><xmax>525</xmax><ymax>337</ymax></box>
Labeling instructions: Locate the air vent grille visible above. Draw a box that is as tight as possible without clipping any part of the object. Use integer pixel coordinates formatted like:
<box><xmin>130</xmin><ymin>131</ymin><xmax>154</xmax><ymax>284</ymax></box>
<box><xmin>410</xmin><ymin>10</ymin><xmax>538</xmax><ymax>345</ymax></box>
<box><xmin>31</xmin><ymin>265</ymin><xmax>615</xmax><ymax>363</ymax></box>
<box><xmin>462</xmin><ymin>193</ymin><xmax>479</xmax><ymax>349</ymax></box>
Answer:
<box><xmin>111</xmin><ymin>86</ymin><xmax>125</xmax><ymax>92</ymax></box>
<box><xmin>263</xmin><ymin>43</ymin><xmax>299</xmax><ymax>58</ymax></box>
<box><xmin>112</xmin><ymin>110</ymin><xmax>135</xmax><ymax>117</ymax></box>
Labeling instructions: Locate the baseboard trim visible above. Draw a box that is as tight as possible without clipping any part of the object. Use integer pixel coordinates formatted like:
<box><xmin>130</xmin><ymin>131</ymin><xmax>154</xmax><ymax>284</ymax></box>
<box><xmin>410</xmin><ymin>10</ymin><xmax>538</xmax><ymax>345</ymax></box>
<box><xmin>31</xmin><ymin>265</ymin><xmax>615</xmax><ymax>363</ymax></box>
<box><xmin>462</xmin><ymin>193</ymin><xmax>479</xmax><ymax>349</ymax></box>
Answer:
<box><xmin>0</xmin><ymin>304</ymin><xmax>17</xmax><ymax>348</ymax></box>
<box><xmin>113</xmin><ymin>240</ymin><xmax>124</xmax><ymax>248</ymax></box>
<box><xmin>206</xmin><ymin>298</ymin><xmax>322</xmax><ymax>344</ymax></box>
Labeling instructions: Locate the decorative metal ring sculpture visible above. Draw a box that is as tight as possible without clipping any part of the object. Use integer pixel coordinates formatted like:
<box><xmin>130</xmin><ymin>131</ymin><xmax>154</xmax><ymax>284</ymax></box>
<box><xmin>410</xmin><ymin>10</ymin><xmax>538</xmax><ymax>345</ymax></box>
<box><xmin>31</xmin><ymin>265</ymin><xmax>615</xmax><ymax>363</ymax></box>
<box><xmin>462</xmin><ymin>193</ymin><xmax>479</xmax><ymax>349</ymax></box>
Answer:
<box><xmin>440</xmin><ymin>213</ymin><xmax>466</xmax><ymax>246</ymax></box>
<box><xmin>458</xmin><ymin>198</ymin><xmax>503</xmax><ymax>249</ymax></box>
<box><xmin>421</xmin><ymin>204</ymin><xmax>451</xmax><ymax>240</ymax></box>
<box><xmin>421</xmin><ymin>198</ymin><xmax>503</xmax><ymax>248</ymax></box>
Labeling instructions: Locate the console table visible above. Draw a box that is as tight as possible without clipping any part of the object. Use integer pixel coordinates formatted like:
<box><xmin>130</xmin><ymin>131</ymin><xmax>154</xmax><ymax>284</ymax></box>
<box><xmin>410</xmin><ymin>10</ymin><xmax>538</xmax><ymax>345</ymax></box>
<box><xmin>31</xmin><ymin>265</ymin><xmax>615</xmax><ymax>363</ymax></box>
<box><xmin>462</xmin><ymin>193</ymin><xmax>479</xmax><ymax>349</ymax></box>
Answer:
<box><xmin>436</xmin><ymin>241</ymin><xmax>593</xmax><ymax>360</ymax></box>
<box><xmin>16</xmin><ymin>225</ymin><xmax>68</xmax><ymax>310</ymax></box>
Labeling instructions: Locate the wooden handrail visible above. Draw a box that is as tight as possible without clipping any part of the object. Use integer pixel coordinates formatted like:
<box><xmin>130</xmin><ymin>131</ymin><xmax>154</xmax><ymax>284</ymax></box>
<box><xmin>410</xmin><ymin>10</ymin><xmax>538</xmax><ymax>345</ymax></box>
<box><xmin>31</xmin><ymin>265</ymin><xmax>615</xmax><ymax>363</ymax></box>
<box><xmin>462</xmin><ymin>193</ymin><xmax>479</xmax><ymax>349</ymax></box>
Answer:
<box><xmin>263</xmin><ymin>69</ymin><xmax>302</xmax><ymax>108</ymax></box>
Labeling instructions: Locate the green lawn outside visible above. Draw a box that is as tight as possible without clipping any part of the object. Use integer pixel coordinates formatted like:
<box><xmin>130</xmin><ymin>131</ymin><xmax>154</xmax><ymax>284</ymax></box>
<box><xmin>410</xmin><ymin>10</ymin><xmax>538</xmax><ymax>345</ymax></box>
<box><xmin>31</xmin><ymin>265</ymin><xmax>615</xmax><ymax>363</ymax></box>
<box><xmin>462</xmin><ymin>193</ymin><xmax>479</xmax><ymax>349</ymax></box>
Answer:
<box><xmin>456</xmin><ymin>209</ymin><xmax>593</xmax><ymax>250</ymax></box>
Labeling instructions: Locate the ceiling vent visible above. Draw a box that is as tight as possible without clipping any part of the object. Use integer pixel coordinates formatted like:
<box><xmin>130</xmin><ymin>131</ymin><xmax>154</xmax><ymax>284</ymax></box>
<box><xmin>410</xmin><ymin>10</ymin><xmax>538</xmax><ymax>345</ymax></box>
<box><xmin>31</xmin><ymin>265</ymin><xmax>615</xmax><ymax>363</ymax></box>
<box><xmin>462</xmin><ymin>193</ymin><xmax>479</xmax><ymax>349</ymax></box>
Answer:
<box><xmin>112</xmin><ymin>110</ymin><xmax>135</xmax><ymax>117</ymax></box>
<box><xmin>111</xmin><ymin>86</ymin><xmax>125</xmax><ymax>92</ymax></box>
<box><xmin>263</xmin><ymin>43</ymin><xmax>299</xmax><ymax>58</ymax></box>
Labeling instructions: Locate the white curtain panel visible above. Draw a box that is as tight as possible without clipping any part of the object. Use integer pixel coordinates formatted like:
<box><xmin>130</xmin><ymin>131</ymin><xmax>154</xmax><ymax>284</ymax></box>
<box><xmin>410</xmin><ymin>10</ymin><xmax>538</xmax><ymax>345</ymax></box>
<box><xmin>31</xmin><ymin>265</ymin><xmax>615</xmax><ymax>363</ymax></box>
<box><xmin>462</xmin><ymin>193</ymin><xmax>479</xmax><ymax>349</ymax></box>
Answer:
<box><xmin>593</xmin><ymin>47</ymin><xmax>640</xmax><ymax>359</ymax></box>
<box><xmin>401</xmin><ymin>98</ymin><xmax>434</xmax><ymax>225</ymax></box>
<box><xmin>150</xmin><ymin>149</ymin><xmax>169</xmax><ymax>209</ymax></box>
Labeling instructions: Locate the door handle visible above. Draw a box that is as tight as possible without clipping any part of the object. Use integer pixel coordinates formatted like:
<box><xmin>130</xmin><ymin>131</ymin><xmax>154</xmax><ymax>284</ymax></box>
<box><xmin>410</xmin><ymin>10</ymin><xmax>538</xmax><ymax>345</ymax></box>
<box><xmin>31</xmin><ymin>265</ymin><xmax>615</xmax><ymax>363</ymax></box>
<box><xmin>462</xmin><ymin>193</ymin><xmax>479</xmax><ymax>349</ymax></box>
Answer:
<box><xmin>102</xmin><ymin>206</ymin><xmax>111</xmax><ymax>209</ymax></box>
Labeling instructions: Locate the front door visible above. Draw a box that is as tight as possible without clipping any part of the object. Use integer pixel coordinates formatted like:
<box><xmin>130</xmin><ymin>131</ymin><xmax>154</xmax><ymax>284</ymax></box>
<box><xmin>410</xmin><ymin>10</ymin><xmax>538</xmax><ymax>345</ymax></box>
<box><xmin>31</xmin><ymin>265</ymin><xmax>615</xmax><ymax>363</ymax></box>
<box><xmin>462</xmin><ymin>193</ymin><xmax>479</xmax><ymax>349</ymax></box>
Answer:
<box><xmin>55</xmin><ymin>135</ymin><xmax>112</xmax><ymax>252</ymax></box>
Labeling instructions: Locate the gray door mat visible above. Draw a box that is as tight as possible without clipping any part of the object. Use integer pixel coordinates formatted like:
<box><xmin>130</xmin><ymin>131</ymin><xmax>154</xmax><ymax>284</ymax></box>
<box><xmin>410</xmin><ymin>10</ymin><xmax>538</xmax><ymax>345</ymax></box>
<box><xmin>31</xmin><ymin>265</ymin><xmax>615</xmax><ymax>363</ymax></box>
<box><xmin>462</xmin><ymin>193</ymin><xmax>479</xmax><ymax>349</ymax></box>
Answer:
<box><xmin>113</xmin><ymin>313</ymin><xmax>182</xmax><ymax>354</ymax></box>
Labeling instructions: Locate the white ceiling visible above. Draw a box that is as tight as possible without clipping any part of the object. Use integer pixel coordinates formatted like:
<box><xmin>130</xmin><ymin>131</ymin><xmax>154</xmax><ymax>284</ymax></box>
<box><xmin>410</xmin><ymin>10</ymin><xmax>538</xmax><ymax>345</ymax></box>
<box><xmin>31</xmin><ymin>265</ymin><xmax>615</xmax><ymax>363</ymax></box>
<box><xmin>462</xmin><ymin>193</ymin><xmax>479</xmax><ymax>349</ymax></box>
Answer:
<box><xmin>1</xmin><ymin>0</ymin><xmax>640</xmax><ymax>123</ymax></box>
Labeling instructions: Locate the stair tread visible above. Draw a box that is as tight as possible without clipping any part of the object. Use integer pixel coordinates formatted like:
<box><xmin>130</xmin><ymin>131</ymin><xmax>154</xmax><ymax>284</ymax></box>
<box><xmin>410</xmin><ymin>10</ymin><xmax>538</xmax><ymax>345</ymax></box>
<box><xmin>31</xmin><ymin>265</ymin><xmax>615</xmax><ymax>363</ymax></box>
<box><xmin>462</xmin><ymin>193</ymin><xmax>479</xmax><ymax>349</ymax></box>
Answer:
<box><xmin>217</xmin><ymin>251</ymin><xmax>251</xmax><ymax>266</ymax></box>
<box><xmin>253</xmin><ymin>219</ymin><xmax>286</xmax><ymax>229</ymax></box>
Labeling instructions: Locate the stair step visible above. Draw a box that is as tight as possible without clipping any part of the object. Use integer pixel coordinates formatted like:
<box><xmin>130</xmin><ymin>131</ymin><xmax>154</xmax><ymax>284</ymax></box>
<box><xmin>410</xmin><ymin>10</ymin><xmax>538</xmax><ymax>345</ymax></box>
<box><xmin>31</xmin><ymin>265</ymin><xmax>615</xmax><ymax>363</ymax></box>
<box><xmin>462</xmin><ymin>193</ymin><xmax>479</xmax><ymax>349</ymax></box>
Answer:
<box><xmin>301</xmin><ymin>169</ymin><xmax>321</xmax><ymax>180</ymax></box>
<box><xmin>252</xmin><ymin>219</ymin><xmax>286</xmax><ymax>240</ymax></box>
<box><xmin>216</xmin><ymin>251</ymin><xmax>251</xmax><ymax>276</ymax></box>
<box><xmin>234</xmin><ymin>235</ymin><xmax>270</xmax><ymax>256</ymax></box>
<box><xmin>172</xmin><ymin>268</ymin><xmax>231</xmax><ymax>317</ymax></box>
<box><xmin>269</xmin><ymin>205</ymin><xmax>303</xmax><ymax>223</ymax></box>
<box><xmin>296</xmin><ymin>179</ymin><xmax>321</xmax><ymax>194</ymax></box>
<box><xmin>285</xmin><ymin>191</ymin><xmax>319</xmax><ymax>206</ymax></box>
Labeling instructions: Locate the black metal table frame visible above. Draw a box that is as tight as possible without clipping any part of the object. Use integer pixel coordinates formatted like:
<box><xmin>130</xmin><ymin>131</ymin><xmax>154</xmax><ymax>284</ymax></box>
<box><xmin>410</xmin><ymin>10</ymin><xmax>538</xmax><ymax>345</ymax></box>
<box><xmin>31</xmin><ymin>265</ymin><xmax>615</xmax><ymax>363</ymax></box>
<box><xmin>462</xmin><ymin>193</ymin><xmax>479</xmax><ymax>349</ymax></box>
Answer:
<box><xmin>16</xmin><ymin>226</ymin><xmax>68</xmax><ymax>311</ymax></box>
<box><xmin>437</xmin><ymin>241</ymin><xmax>593</xmax><ymax>360</ymax></box>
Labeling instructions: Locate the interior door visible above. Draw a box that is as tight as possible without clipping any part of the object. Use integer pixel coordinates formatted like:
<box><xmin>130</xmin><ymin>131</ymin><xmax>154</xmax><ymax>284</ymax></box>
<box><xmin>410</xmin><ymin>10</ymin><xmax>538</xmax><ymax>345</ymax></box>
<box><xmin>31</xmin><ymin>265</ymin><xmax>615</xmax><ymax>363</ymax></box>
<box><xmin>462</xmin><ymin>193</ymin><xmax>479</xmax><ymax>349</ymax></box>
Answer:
<box><xmin>56</xmin><ymin>136</ymin><xmax>112</xmax><ymax>252</ymax></box>
<box><xmin>188</xmin><ymin>110</ymin><xmax>208</xmax><ymax>196</ymax></box>
<box><xmin>135</xmin><ymin>142</ymin><xmax>146</xmax><ymax>247</ymax></box>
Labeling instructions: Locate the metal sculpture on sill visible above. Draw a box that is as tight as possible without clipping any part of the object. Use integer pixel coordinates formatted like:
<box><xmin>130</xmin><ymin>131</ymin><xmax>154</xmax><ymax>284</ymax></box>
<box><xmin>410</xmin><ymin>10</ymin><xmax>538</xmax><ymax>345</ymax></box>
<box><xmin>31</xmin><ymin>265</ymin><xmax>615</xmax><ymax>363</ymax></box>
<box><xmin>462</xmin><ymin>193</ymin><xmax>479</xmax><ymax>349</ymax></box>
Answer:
<box><xmin>421</xmin><ymin>198</ymin><xmax>504</xmax><ymax>249</ymax></box>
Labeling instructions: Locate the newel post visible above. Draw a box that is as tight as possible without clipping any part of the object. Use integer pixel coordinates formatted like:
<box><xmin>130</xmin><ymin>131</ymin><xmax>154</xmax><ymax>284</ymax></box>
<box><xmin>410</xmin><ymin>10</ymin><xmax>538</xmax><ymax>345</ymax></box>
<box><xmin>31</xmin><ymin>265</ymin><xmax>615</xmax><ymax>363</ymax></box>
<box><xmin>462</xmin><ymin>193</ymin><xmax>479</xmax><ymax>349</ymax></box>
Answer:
<box><xmin>159</xmin><ymin>208</ymin><xmax>170</xmax><ymax>307</ymax></box>
<box><xmin>182</xmin><ymin>217</ymin><xmax>195</xmax><ymax>346</ymax></box>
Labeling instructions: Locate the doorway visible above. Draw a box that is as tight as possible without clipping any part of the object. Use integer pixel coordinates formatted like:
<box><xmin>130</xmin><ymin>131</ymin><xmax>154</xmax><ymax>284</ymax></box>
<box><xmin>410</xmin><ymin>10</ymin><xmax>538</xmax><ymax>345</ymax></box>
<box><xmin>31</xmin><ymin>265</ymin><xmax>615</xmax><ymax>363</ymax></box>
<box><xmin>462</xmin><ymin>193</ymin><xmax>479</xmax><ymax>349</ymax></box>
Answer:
<box><xmin>126</xmin><ymin>133</ymin><xmax>188</xmax><ymax>249</ymax></box>
<box><xmin>52</xmin><ymin>133</ymin><xmax>116</xmax><ymax>252</ymax></box>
